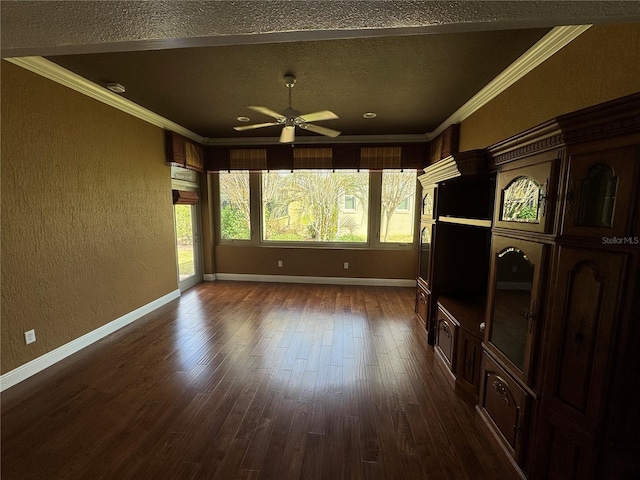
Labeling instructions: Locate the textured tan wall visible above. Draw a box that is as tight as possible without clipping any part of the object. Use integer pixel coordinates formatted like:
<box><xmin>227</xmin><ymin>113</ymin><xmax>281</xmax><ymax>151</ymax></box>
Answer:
<box><xmin>1</xmin><ymin>62</ymin><xmax>178</xmax><ymax>374</ymax></box>
<box><xmin>215</xmin><ymin>245</ymin><xmax>417</xmax><ymax>279</ymax></box>
<box><xmin>459</xmin><ymin>23</ymin><xmax>640</xmax><ymax>151</ymax></box>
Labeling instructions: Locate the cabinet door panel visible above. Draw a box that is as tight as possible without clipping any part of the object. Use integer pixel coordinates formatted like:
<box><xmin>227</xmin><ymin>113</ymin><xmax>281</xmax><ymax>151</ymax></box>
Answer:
<box><xmin>486</xmin><ymin>235</ymin><xmax>546</xmax><ymax>385</ymax></box>
<box><xmin>542</xmin><ymin>247</ymin><xmax>626</xmax><ymax>432</ymax></box>
<box><xmin>562</xmin><ymin>146</ymin><xmax>638</xmax><ymax>237</ymax></box>
<box><xmin>436</xmin><ymin>307</ymin><xmax>458</xmax><ymax>371</ymax></box>
<box><xmin>415</xmin><ymin>284</ymin><xmax>429</xmax><ymax>328</ymax></box>
<box><xmin>418</xmin><ymin>222</ymin><xmax>435</xmax><ymax>287</ymax></box>
<box><xmin>479</xmin><ymin>352</ymin><xmax>531</xmax><ymax>464</ymax></box>
<box><xmin>533</xmin><ymin>408</ymin><xmax>597</xmax><ymax>480</ymax></box>
<box><xmin>494</xmin><ymin>153</ymin><xmax>559</xmax><ymax>233</ymax></box>
<box><xmin>457</xmin><ymin>330</ymin><xmax>482</xmax><ymax>397</ymax></box>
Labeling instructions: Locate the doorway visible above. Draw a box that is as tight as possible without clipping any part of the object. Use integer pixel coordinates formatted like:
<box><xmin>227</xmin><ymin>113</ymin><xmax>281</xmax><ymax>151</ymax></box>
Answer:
<box><xmin>174</xmin><ymin>202</ymin><xmax>202</xmax><ymax>290</ymax></box>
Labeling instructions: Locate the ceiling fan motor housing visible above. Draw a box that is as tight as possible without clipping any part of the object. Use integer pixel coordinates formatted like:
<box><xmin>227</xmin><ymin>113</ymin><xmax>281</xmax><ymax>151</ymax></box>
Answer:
<box><xmin>284</xmin><ymin>75</ymin><xmax>296</xmax><ymax>88</ymax></box>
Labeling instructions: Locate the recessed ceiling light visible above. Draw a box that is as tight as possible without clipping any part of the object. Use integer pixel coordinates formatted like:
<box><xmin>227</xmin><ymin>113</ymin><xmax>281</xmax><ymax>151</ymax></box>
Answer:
<box><xmin>363</xmin><ymin>112</ymin><xmax>377</xmax><ymax>119</ymax></box>
<box><xmin>237</xmin><ymin>116</ymin><xmax>251</xmax><ymax>122</ymax></box>
<box><xmin>106</xmin><ymin>82</ymin><xmax>126</xmax><ymax>93</ymax></box>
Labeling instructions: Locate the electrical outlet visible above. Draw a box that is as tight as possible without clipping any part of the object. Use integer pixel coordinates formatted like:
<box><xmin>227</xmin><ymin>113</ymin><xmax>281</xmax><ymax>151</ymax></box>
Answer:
<box><xmin>278</xmin><ymin>260</ymin><xmax>283</xmax><ymax>267</ymax></box>
<box><xmin>24</xmin><ymin>329</ymin><xmax>36</xmax><ymax>345</ymax></box>
<box><xmin>344</xmin><ymin>262</ymin><xmax>349</xmax><ymax>269</ymax></box>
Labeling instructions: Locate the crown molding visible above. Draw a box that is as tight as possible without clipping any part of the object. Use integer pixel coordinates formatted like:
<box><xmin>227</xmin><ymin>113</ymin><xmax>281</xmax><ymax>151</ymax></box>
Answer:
<box><xmin>6</xmin><ymin>25</ymin><xmax>590</xmax><ymax>147</ymax></box>
<box><xmin>4</xmin><ymin>56</ymin><xmax>206</xmax><ymax>144</ymax></box>
<box><xmin>428</xmin><ymin>25</ymin><xmax>591</xmax><ymax>139</ymax></box>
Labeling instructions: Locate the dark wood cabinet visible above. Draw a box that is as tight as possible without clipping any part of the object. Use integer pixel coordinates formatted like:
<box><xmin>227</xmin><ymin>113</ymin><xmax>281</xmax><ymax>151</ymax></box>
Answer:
<box><xmin>413</xmin><ymin>95</ymin><xmax>640</xmax><ymax>479</ymax></box>
<box><xmin>479</xmin><ymin>94</ymin><xmax>640</xmax><ymax>480</ymax></box>
<box><xmin>416</xmin><ymin>151</ymin><xmax>493</xmax><ymax>346</ymax></box>
<box><xmin>416</xmin><ymin>150</ymin><xmax>493</xmax><ymax>406</ymax></box>
<box><xmin>435</xmin><ymin>297</ymin><xmax>486</xmax><ymax>404</ymax></box>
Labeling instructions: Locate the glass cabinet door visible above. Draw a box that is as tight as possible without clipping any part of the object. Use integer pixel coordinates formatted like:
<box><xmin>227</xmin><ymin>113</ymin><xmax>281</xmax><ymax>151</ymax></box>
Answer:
<box><xmin>418</xmin><ymin>223</ymin><xmax>433</xmax><ymax>286</ymax></box>
<box><xmin>486</xmin><ymin>235</ymin><xmax>546</xmax><ymax>385</ymax></box>
<box><xmin>561</xmin><ymin>146</ymin><xmax>637</xmax><ymax>237</ymax></box>
<box><xmin>494</xmin><ymin>154</ymin><xmax>558</xmax><ymax>234</ymax></box>
<box><xmin>421</xmin><ymin>186</ymin><xmax>436</xmax><ymax>220</ymax></box>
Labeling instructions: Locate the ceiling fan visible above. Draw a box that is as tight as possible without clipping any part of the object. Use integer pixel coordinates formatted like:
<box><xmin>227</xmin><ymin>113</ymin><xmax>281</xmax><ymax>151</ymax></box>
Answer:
<box><xmin>233</xmin><ymin>74</ymin><xmax>341</xmax><ymax>143</ymax></box>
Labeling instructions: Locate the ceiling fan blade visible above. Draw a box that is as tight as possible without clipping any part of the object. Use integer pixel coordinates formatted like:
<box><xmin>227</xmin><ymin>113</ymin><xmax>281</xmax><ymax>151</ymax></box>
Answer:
<box><xmin>233</xmin><ymin>122</ymin><xmax>279</xmax><ymax>131</ymax></box>
<box><xmin>297</xmin><ymin>110</ymin><xmax>339</xmax><ymax>122</ymax></box>
<box><xmin>302</xmin><ymin>123</ymin><xmax>341</xmax><ymax>138</ymax></box>
<box><xmin>280</xmin><ymin>126</ymin><xmax>295</xmax><ymax>143</ymax></box>
<box><xmin>248</xmin><ymin>106</ymin><xmax>284</xmax><ymax>119</ymax></box>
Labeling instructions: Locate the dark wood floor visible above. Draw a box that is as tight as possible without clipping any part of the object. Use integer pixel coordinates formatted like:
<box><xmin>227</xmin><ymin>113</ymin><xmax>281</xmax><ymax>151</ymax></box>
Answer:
<box><xmin>1</xmin><ymin>282</ymin><xmax>508</xmax><ymax>480</ymax></box>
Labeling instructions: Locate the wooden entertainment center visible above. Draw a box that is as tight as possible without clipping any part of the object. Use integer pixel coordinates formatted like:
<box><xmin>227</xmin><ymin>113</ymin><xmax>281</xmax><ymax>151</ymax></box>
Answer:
<box><xmin>416</xmin><ymin>93</ymin><xmax>640</xmax><ymax>479</ymax></box>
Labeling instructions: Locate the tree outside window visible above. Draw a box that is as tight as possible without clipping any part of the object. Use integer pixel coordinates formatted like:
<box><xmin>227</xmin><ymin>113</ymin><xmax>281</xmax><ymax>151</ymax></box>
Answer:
<box><xmin>380</xmin><ymin>170</ymin><xmax>417</xmax><ymax>243</ymax></box>
<box><xmin>262</xmin><ymin>170</ymin><xmax>369</xmax><ymax>242</ymax></box>
<box><xmin>219</xmin><ymin>171</ymin><xmax>251</xmax><ymax>240</ymax></box>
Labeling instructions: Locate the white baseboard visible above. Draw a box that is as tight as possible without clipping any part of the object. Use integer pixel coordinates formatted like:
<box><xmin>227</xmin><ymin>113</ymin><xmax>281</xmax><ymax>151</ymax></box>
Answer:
<box><xmin>0</xmin><ymin>288</ymin><xmax>181</xmax><ymax>392</ymax></box>
<box><xmin>215</xmin><ymin>273</ymin><xmax>415</xmax><ymax>287</ymax></box>
<box><xmin>203</xmin><ymin>273</ymin><xmax>216</xmax><ymax>281</ymax></box>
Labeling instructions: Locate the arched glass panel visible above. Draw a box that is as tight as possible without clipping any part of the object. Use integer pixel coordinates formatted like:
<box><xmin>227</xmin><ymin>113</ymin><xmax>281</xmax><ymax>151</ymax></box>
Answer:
<box><xmin>501</xmin><ymin>176</ymin><xmax>540</xmax><ymax>223</ymax></box>
<box><xmin>490</xmin><ymin>247</ymin><xmax>534</xmax><ymax>370</ymax></box>
<box><xmin>422</xmin><ymin>193</ymin><xmax>433</xmax><ymax>216</ymax></box>
<box><xmin>577</xmin><ymin>163</ymin><xmax>617</xmax><ymax>227</ymax></box>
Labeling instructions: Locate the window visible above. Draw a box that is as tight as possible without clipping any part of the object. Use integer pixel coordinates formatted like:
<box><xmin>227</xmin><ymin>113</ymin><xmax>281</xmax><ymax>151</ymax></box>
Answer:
<box><xmin>343</xmin><ymin>195</ymin><xmax>356</xmax><ymax>212</ymax></box>
<box><xmin>219</xmin><ymin>171</ymin><xmax>251</xmax><ymax>240</ymax></box>
<box><xmin>217</xmin><ymin>169</ymin><xmax>417</xmax><ymax>247</ymax></box>
<box><xmin>396</xmin><ymin>197</ymin><xmax>410</xmax><ymax>212</ymax></box>
<box><xmin>262</xmin><ymin>170</ymin><xmax>369</xmax><ymax>243</ymax></box>
<box><xmin>380</xmin><ymin>170</ymin><xmax>417</xmax><ymax>243</ymax></box>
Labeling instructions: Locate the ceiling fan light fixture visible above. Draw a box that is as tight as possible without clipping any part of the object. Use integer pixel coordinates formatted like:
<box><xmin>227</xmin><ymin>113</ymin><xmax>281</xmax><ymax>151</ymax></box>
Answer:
<box><xmin>236</xmin><ymin>116</ymin><xmax>250</xmax><ymax>122</ymax></box>
<box><xmin>363</xmin><ymin>112</ymin><xmax>377</xmax><ymax>119</ymax></box>
<box><xmin>234</xmin><ymin>73</ymin><xmax>341</xmax><ymax>142</ymax></box>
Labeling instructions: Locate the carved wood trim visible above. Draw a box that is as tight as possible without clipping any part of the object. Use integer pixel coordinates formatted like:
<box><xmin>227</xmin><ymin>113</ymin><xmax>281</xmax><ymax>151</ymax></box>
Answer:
<box><xmin>489</xmin><ymin>93</ymin><xmax>640</xmax><ymax>166</ymax></box>
<box><xmin>491</xmin><ymin>376</ymin><xmax>512</xmax><ymax>406</ymax></box>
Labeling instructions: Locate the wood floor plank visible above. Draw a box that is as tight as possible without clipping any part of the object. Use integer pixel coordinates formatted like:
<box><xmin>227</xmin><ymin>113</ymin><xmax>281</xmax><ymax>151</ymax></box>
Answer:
<box><xmin>1</xmin><ymin>282</ymin><xmax>509</xmax><ymax>480</ymax></box>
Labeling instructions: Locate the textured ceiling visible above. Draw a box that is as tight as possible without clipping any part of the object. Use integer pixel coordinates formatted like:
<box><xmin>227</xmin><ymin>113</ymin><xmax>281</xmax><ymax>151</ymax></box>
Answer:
<box><xmin>3</xmin><ymin>1</ymin><xmax>639</xmax><ymax>57</ymax></box>
<box><xmin>3</xmin><ymin>1</ymin><xmax>640</xmax><ymax>144</ymax></box>
<box><xmin>46</xmin><ymin>28</ymin><xmax>548</xmax><ymax>139</ymax></box>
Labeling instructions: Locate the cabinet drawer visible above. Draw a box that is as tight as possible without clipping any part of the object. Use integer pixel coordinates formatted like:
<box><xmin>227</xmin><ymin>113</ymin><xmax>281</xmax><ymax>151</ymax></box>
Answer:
<box><xmin>436</xmin><ymin>305</ymin><xmax>458</xmax><ymax>372</ymax></box>
<box><xmin>478</xmin><ymin>351</ymin><xmax>532</xmax><ymax>466</ymax></box>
